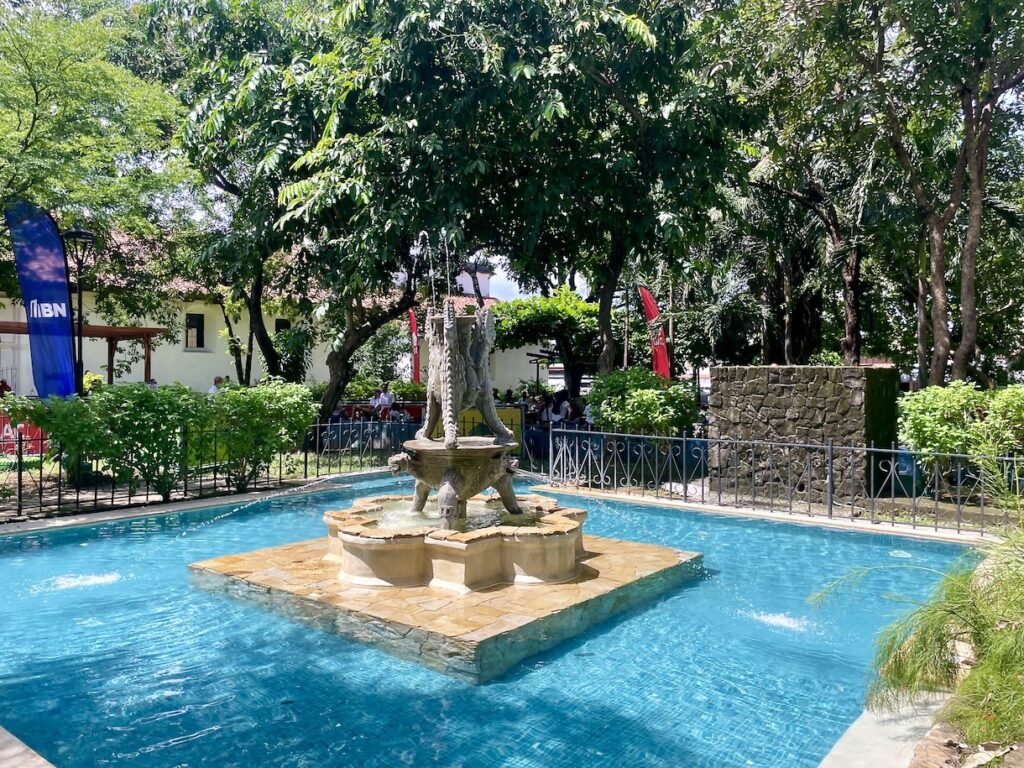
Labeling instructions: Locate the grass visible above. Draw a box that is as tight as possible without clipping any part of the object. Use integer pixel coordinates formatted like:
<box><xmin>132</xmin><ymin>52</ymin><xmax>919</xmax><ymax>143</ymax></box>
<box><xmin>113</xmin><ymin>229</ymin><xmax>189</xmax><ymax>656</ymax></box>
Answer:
<box><xmin>809</xmin><ymin>523</ymin><xmax>1024</xmax><ymax>745</ymax></box>
<box><xmin>864</xmin><ymin>527</ymin><xmax>1024</xmax><ymax>745</ymax></box>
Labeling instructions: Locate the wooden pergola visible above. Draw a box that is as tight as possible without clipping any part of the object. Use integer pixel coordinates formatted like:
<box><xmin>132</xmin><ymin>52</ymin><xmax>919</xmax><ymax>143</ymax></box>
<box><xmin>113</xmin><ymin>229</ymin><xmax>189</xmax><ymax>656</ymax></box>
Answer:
<box><xmin>0</xmin><ymin>322</ymin><xmax>167</xmax><ymax>384</ymax></box>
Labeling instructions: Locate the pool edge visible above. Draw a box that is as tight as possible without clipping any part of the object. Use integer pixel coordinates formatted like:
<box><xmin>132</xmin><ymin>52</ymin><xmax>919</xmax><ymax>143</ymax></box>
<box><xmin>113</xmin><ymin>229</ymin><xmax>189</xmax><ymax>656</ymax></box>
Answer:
<box><xmin>531</xmin><ymin>485</ymin><xmax>991</xmax><ymax>547</ymax></box>
<box><xmin>0</xmin><ymin>725</ymin><xmax>53</xmax><ymax>767</ymax></box>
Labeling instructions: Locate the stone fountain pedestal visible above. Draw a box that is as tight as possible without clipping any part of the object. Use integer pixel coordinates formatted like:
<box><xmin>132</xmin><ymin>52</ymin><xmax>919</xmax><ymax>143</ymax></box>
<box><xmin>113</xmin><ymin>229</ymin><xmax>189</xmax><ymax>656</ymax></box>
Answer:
<box><xmin>389</xmin><ymin>437</ymin><xmax>522</xmax><ymax>528</ymax></box>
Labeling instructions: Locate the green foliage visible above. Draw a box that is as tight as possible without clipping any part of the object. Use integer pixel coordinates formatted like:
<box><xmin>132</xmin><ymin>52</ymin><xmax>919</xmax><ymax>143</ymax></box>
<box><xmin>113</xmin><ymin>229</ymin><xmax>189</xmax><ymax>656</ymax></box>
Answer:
<box><xmin>87</xmin><ymin>383</ymin><xmax>209</xmax><ymax>500</ymax></box>
<box><xmin>0</xmin><ymin>6</ymin><xmax>181</xmax><ymax>221</ymax></box>
<box><xmin>4</xmin><ymin>395</ymin><xmax>99</xmax><ymax>482</ymax></box>
<box><xmin>205</xmin><ymin>379</ymin><xmax>316</xmax><ymax>492</ymax></box>
<box><xmin>389</xmin><ymin>381</ymin><xmax>426</xmax><ymax>401</ymax></box>
<box><xmin>518</xmin><ymin>379</ymin><xmax>555</xmax><ymax>398</ymax></box>
<box><xmin>273</xmin><ymin>325</ymin><xmax>313</xmax><ymax>383</ymax></box>
<box><xmin>493</xmin><ymin>288</ymin><xmax>599</xmax><ymax>354</ymax></box>
<box><xmin>588</xmin><ymin>368</ymin><xmax>698</xmax><ymax>436</ymax></box>
<box><xmin>344</xmin><ymin>377</ymin><xmax>379</xmax><ymax>401</ymax></box>
<box><xmin>898</xmin><ymin>383</ymin><xmax>991</xmax><ymax>456</ymax></box>
<box><xmin>808</xmin><ymin>351</ymin><xmax>843</xmax><ymax>366</ymax></box>
<box><xmin>3</xmin><ymin>380</ymin><xmax>315</xmax><ymax>495</ymax></box>
<box><xmin>343</xmin><ymin>376</ymin><xmax>424</xmax><ymax>402</ymax></box>
<box><xmin>867</xmin><ymin>528</ymin><xmax>1024</xmax><ymax>744</ymax></box>
<box><xmin>350</xmin><ymin>322</ymin><xmax>409</xmax><ymax>385</ymax></box>
<box><xmin>978</xmin><ymin>386</ymin><xmax>1024</xmax><ymax>454</ymax></box>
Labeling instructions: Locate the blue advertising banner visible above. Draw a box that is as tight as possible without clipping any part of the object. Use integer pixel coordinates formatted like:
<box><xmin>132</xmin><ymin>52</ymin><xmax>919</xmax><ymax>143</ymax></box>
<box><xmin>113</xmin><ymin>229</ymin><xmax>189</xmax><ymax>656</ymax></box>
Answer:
<box><xmin>3</xmin><ymin>201</ymin><xmax>76</xmax><ymax>398</ymax></box>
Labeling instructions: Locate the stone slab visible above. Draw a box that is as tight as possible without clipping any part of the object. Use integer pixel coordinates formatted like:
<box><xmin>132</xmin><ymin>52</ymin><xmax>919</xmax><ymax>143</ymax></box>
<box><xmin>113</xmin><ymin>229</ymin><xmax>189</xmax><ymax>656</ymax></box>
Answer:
<box><xmin>190</xmin><ymin>535</ymin><xmax>701</xmax><ymax>684</ymax></box>
<box><xmin>0</xmin><ymin>726</ymin><xmax>53</xmax><ymax>767</ymax></box>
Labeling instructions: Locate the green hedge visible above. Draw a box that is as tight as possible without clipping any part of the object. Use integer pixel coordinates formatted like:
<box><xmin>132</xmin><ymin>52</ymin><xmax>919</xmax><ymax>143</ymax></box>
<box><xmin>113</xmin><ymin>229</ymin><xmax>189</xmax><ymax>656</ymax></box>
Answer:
<box><xmin>589</xmin><ymin>367</ymin><xmax>699</xmax><ymax>437</ymax></box>
<box><xmin>3</xmin><ymin>379</ymin><xmax>316</xmax><ymax>498</ymax></box>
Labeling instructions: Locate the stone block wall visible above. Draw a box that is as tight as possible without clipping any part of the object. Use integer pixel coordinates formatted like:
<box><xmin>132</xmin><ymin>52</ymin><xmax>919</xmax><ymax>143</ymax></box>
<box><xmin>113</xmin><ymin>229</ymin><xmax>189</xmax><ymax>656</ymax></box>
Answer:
<box><xmin>707</xmin><ymin>366</ymin><xmax>899</xmax><ymax>506</ymax></box>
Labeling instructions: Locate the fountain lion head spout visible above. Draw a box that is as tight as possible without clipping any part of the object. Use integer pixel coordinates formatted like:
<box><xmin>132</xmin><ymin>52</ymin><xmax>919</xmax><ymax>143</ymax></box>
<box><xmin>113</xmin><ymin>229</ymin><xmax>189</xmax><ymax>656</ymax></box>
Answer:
<box><xmin>389</xmin><ymin>298</ymin><xmax>522</xmax><ymax>529</ymax></box>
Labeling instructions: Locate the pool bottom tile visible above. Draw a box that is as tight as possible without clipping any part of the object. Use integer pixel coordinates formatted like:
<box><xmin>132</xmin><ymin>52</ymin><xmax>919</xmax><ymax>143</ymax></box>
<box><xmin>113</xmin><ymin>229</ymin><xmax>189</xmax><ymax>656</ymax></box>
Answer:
<box><xmin>190</xmin><ymin>535</ymin><xmax>701</xmax><ymax>683</ymax></box>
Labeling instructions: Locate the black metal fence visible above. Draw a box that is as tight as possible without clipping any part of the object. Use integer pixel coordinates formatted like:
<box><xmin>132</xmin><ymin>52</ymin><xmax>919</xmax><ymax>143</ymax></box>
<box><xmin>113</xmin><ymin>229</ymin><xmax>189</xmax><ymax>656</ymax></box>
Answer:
<box><xmin>549</xmin><ymin>428</ymin><xmax>1023</xmax><ymax>535</ymax></box>
<box><xmin>0</xmin><ymin>407</ymin><xmax>553</xmax><ymax>523</ymax></box>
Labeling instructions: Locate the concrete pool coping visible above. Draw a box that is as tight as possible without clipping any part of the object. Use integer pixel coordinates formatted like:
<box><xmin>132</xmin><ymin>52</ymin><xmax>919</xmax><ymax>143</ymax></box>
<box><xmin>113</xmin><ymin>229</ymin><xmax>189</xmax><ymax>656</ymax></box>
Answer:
<box><xmin>0</xmin><ymin>726</ymin><xmax>53</xmax><ymax>767</ymax></box>
<box><xmin>819</xmin><ymin>694</ymin><xmax>949</xmax><ymax>768</ymax></box>
<box><xmin>529</xmin><ymin>484</ymin><xmax>993</xmax><ymax>547</ymax></box>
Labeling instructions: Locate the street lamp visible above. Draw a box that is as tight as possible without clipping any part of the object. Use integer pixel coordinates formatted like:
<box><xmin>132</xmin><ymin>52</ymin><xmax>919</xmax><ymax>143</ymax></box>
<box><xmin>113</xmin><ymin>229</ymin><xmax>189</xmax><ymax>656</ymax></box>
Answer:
<box><xmin>61</xmin><ymin>228</ymin><xmax>95</xmax><ymax>396</ymax></box>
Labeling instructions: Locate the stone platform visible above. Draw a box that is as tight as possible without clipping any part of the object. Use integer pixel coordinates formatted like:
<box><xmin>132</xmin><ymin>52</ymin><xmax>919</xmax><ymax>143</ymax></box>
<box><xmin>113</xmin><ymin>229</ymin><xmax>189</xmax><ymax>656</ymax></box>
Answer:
<box><xmin>190</xmin><ymin>536</ymin><xmax>702</xmax><ymax>684</ymax></box>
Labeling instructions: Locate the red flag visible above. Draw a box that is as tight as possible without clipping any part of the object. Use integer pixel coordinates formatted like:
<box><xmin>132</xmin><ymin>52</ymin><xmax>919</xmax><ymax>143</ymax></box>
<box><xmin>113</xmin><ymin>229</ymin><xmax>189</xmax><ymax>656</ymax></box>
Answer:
<box><xmin>409</xmin><ymin>309</ymin><xmax>421</xmax><ymax>384</ymax></box>
<box><xmin>637</xmin><ymin>286</ymin><xmax>670</xmax><ymax>380</ymax></box>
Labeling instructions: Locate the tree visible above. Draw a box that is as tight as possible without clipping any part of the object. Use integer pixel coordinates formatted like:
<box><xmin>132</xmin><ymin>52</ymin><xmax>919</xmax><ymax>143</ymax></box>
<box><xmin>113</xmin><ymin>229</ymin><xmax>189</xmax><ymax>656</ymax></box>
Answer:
<box><xmin>350</xmin><ymin>321</ymin><xmax>410</xmax><ymax>385</ymax></box>
<box><xmin>804</xmin><ymin>0</ymin><xmax>1024</xmax><ymax>383</ymax></box>
<box><xmin>0</xmin><ymin>6</ymin><xmax>179</xmax><ymax>219</ymax></box>
<box><xmin>0</xmin><ymin>4</ymin><xmax>184</xmax><ymax>304</ymax></box>
<box><xmin>493</xmin><ymin>288</ymin><xmax>600</xmax><ymax>397</ymax></box>
<box><xmin>475</xmin><ymin>0</ymin><xmax>748</xmax><ymax>373</ymax></box>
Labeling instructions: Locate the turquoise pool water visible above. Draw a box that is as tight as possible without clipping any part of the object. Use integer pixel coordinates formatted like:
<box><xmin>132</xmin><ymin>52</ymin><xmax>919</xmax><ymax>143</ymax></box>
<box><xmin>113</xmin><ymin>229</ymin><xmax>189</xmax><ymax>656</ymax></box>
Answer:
<box><xmin>0</xmin><ymin>476</ymin><xmax>965</xmax><ymax>767</ymax></box>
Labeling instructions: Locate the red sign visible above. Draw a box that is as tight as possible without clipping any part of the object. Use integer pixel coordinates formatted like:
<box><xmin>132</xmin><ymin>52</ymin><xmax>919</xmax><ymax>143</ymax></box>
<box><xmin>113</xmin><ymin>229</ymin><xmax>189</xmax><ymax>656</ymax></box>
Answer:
<box><xmin>0</xmin><ymin>415</ymin><xmax>47</xmax><ymax>455</ymax></box>
<box><xmin>638</xmin><ymin>285</ymin><xmax>671</xmax><ymax>379</ymax></box>
<box><xmin>409</xmin><ymin>309</ymin><xmax>421</xmax><ymax>384</ymax></box>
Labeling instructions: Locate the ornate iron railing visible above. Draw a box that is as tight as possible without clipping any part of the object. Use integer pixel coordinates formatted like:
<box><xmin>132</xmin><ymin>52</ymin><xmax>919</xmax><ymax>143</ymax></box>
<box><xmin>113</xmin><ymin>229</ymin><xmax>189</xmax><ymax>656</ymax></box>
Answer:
<box><xmin>549</xmin><ymin>427</ymin><xmax>1023</xmax><ymax>535</ymax></box>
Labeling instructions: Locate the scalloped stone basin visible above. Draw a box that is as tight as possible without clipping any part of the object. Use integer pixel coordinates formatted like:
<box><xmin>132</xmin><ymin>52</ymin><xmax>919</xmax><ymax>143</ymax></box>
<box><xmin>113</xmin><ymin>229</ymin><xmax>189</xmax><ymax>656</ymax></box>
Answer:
<box><xmin>323</xmin><ymin>494</ymin><xmax>587</xmax><ymax>594</ymax></box>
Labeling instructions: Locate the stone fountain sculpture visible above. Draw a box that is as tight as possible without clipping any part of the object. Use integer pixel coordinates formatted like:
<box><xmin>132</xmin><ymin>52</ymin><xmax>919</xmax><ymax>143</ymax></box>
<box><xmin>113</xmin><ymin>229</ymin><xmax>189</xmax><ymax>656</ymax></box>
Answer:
<box><xmin>388</xmin><ymin>298</ymin><xmax>522</xmax><ymax>528</ymax></box>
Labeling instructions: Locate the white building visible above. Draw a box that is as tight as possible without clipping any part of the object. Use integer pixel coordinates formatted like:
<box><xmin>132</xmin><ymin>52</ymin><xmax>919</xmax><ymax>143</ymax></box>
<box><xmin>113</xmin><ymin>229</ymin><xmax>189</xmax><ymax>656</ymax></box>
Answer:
<box><xmin>0</xmin><ymin>269</ymin><xmax>546</xmax><ymax>397</ymax></box>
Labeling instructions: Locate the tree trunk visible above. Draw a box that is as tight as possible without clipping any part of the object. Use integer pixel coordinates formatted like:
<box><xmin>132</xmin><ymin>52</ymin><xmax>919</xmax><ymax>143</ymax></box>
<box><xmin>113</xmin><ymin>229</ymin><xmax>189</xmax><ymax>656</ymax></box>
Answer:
<box><xmin>596</xmin><ymin>235</ymin><xmax>627</xmax><ymax>373</ymax></box>
<box><xmin>244</xmin><ymin>324</ymin><xmax>254</xmax><ymax>386</ymax></box>
<box><xmin>951</xmin><ymin>141</ymin><xmax>986</xmax><ymax>380</ymax></box>
<box><xmin>468</xmin><ymin>263</ymin><xmax>486</xmax><ymax>308</ymax></box>
<box><xmin>840</xmin><ymin>243</ymin><xmax>863</xmax><ymax>365</ymax></box>
<box><xmin>218</xmin><ymin>299</ymin><xmax>245</xmax><ymax>384</ymax></box>
<box><xmin>915</xmin><ymin>237</ymin><xmax>930</xmax><ymax>387</ymax></box>
<box><xmin>246</xmin><ymin>264</ymin><xmax>282</xmax><ymax>379</ymax></box>
<box><xmin>926</xmin><ymin>217</ymin><xmax>952</xmax><ymax>386</ymax></box>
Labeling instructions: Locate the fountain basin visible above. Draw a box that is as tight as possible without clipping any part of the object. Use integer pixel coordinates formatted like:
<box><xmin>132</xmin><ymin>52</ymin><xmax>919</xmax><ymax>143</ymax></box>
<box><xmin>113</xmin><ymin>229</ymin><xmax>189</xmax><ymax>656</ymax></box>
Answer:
<box><xmin>323</xmin><ymin>494</ymin><xmax>587</xmax><ymax>593</ymax></box>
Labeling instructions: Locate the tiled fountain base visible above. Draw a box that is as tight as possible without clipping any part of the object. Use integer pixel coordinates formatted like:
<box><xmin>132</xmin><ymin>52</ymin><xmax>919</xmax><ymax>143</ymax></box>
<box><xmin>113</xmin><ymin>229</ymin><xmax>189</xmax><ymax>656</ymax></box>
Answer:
<box><xmin>190</xmin><ymin>536</ymin><xmax>702</xmax><ymax>683</ymax></box>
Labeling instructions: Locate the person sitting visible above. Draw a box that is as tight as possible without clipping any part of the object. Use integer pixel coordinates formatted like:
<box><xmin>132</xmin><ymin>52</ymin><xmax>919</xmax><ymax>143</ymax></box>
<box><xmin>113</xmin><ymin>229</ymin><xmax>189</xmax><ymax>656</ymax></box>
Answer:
<box><xmin>208</xmin><ymin>376</ymin><xmax>223</xmax><ymax>394</ymax></box>
<box><xmin>549</xmin><ymin>392</ymin><xmax>570</xmax><ymax>425</ymax></box>
<box><xmin>503</xmin><ymin>388</ymin><xmax>515</xmax><ymax>405</ymax></box>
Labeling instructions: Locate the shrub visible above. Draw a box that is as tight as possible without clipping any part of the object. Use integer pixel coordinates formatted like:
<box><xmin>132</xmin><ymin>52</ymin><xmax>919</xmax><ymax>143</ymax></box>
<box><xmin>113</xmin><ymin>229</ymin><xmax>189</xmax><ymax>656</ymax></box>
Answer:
<box><xmin>390</xmin><ymin>380</ymin><xmax>426</xmax><ymax>401</ymax></box>
<box><xmin>517</xmin><ymin>378</ymin><xmax>555</xmax><ymax>398</ymax></box>
<box><xmin>589</xmin><ymin>368</ymin><xmax>698</xmax><ymax>436</ymax></box>
<box><xmin>343</xmin><ymin>377</ymin><xmax>424</xmax><ymax>401</ymax></box>
<box><xmin>4</xmin><ymin>395</ymin><xmax>100</xmax><ymax>483</ymax></box>
<box><xmin>87</xmin><ymin>384</ymin><xmax>210</xmax><ymax>500</ymax></box>
<box><xmin>808</xmin><ymin>350</ymin><xmax>842</xmax><ymax>366</ymax></box>
<box><xmin>898</xmin><ymin>381</ymin><xmax>991</xmax><ymax>456</ymax></box>
<box><xmin>976</xmin><ymin>385</ymin><xmax>1024</xmax><ymax>454</ymax></box>
<box><xmin>344</xmin><ymin>376</ymin><xmax>380</xmax><ymax>400</ymax></box>
<box><xmin>206</xmin><ymin>378</ymin><xmax>317</xmax><ymax>491</ymax></box>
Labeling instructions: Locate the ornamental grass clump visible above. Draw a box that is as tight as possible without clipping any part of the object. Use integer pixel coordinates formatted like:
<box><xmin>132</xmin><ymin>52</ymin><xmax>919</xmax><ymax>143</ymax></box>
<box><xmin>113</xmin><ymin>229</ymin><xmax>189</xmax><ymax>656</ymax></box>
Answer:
<box><xmin>817</xmin><ymin>528</ymin><xmax>1024</xmax><ymax>745</ymax></box>
<box><xmin>869</xmin><ymin>528</ymin><xmax>1024</xmax><ymax>744</ymax></box>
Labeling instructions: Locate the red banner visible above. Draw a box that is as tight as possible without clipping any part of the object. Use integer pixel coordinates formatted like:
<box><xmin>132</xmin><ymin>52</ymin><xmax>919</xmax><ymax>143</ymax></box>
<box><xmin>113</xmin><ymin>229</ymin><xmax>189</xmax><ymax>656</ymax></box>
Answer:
<box><xmin>637</xmin><ymin>286</ymin><xmax>670</xmax><ymax>380</ymax></box>
<box><xmin>0</xmin><ymin>415</ymin><xmax>47</xmax><ymax>455</ymax></box>
<box><xmin>409</xmin><ymin>309</ymin><xmax>421</xmax><ymax>384</ymax></box>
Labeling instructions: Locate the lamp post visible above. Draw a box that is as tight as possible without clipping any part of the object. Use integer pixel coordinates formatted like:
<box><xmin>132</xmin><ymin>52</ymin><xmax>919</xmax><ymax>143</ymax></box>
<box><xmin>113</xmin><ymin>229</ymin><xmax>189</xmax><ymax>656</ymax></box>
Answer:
<box><xmin>61</xmin><ymin>228</ymin><xmax>94</xmax><ymax>396</ymax></box>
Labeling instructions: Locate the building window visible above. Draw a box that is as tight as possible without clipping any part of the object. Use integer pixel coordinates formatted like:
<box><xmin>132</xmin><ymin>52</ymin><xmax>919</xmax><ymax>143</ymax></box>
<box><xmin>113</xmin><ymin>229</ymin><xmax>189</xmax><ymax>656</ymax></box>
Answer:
<box><xmin>185</xmin><ymin>313</ymin><xmax>205</xmax><ymax>349</ymax></box>
<box><xmin>274</xmin><ymin>318</ymin><xmax>292</xmax><ymax>334</ymax></box>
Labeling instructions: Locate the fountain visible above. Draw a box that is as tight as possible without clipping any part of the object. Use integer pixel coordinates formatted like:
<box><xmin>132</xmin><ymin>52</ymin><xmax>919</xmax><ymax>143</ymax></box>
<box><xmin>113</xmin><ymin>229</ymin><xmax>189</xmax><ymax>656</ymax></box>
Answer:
<box><xmin>391</xmin><ymin>297</ymin><xmax>522</xmax><ymax>528</ymax></box>
<box><xmin>190</xmin><ymin>298</ymin><xmax>702</xmax><ymax>683</ymax></box>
